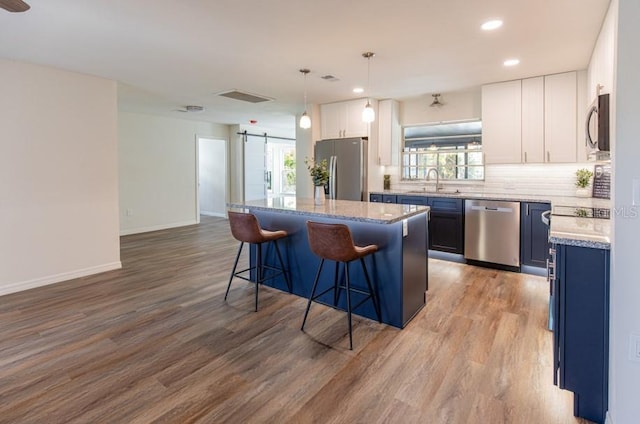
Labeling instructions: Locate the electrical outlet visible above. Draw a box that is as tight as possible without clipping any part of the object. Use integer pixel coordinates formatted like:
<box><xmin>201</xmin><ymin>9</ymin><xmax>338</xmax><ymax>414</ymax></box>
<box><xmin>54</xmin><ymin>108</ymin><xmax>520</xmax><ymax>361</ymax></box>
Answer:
<box><xmin>125</xmin><ymin>209</ymin><xmax>133</xmax><ymax>217</ymax></box>
<box><xmin>629</xmin><ymin>334</ymin><xmax>640</xmax><ymax>362</ymax></box>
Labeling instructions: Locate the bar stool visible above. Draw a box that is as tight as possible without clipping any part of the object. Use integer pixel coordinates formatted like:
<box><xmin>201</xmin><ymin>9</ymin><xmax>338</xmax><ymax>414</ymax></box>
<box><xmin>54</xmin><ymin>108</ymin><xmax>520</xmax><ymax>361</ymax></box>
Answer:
<box><xmin>301</xmin><ymin>221</ymin><xmax>382</xmax><ymax>350</ymax></box>
<box><xmin>225</xmin><ymin>211</ymin><xmax>292</xmax><ymax>311</ymax></box>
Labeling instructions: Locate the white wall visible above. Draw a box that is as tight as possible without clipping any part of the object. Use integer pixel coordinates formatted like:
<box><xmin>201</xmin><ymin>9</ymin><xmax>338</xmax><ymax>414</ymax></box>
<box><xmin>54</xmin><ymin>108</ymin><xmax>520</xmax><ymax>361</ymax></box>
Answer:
<box><xmin>401</xmin><ymin>88</ymin><xmax>482</xmax><ymax>126</ymax></box>
<box><xmin>610</xmin><ymin>1</ymin><xmax>640</xmax><ymax>423</ymax></box>
<box><xmin>0</xmin><ymin>60</ymin><xmax>120</xmax><ymax>296</ymax></box>
<box><xmin>295</xmin><ymin>104</ymin><xmax>321</xmax><ymax>199</ymax></box>
<box><xmin>118</xmin><ymin>112</ymin><xmax>230</xmax><ymax>234</ymax></box>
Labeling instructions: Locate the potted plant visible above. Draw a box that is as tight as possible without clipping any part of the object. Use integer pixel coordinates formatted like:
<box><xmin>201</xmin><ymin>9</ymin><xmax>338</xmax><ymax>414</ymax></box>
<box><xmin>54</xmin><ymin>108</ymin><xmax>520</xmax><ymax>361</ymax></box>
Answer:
<box><xmin>575</xmin><ymin>168</ymin><xmax>594</xmax><ymax>197</ymax></box>
<box><xmin>305</xmin><ymin>157</ymin><xmax>329</xmax><ymax>205</ymax></box>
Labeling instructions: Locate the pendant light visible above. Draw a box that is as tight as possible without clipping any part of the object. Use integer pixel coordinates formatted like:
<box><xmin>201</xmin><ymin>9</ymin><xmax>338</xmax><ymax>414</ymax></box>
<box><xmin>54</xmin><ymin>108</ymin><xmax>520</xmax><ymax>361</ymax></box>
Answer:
<box><xmin>299</xmin><ymin>68</ymin><xmax>311</xmax><ymax>129</ymax></box>
<box><xmin>362</xmin><ymin>52</ymin><xmax>375</xmax><ymax>123</ymax></box>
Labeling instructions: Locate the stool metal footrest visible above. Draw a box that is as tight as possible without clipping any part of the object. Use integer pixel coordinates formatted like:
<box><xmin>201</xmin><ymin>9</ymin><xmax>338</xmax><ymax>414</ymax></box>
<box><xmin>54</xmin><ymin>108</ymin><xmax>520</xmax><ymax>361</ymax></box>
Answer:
<box><xmin>225</xmin><ymin>240</ymin><xmax>292</xmax><ymax>311</ymax></box>
<box><xmin>301</xmin><ymin>258</ymin><xmax>382</xmax><ymax>350</ymax></box>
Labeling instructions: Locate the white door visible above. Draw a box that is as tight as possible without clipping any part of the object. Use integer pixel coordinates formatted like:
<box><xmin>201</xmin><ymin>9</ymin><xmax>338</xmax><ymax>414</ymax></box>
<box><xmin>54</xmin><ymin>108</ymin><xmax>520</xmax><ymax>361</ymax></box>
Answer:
<box><xmin>244</xmin><ymin>134</ymin><xmax>267</xmax><ymax>201</ymax></box>
<box><xmin>198</xmin><ymin>137</ymin><xmax>227</xmax><ymax>217</ymax></box>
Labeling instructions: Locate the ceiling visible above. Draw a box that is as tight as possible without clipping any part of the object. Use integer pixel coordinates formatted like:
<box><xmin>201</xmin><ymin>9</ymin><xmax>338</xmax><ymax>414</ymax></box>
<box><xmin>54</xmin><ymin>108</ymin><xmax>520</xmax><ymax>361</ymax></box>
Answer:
<box><xmin>0</xmin><ymin>0</ymin><xmax>610</xmax><ymax>129</ymax></box>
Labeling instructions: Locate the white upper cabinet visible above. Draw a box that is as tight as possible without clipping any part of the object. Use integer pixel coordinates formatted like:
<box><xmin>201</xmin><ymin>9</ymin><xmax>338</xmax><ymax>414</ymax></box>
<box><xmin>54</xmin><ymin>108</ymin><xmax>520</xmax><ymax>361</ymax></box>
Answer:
<box><xmin>575</xmin><ymin>70</ymin><xmax>589</xmax><ymax>162</ymax></box>
<box><xmin>482</xmin><ymin>71</ymin><xmax>581</xmax><ymax>164</ymax></box>
<box><xmin>544</xmin><ymin>71</ymin><xmax>577</xmax><ymax>163</ymax></box>
<box><xmin>377</xmin><ymin>99</ymin><xmax>400</xmax><ymax>166</ymax></box>
<box><xmin>320</xmin><ymin>102</ymin><xmax>344</xmax><ymax>139</ymax></box>
<box><xmin>320</xmin><ymin>99</ymin><xmax>370</xmax><ymax>139</ymax></box>
<box><xmin>521</xmin><ymin>77</ymin><xmax>545</xmax><ymax>163</ymax></box>
<box><xmin>482</xmin><ymin>80</ymin><xmax>522</xmax><ymax>164</ymax></box>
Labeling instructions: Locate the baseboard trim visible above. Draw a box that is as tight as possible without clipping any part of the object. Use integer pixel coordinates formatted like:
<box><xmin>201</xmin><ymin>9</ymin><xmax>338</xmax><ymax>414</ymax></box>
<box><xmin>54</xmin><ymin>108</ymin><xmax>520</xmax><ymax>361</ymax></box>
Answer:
<box><xmin>120</xmin><ymin>219</ymin><xmax>198</xmax><ymax>236</ymax></box>
<box><xmin>200</xmin><ymin>211</ymin><xmax>226</xmax><ymax>218</ymax></box>
<box><xmin>521</xmin><ymin>264</ymin><xmax>547</xmax><ymax>277</ymax></box>
<box><xmin>0</xmin><ymin>261</ymin><xmax>122</xmax><ymax>297</ymax></box>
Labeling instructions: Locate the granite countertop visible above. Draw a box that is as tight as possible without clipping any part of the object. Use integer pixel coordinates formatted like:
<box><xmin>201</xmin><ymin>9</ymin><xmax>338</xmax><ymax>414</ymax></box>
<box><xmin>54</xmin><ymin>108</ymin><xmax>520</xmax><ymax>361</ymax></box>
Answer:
<box><xmin>371</xmin><ymin>189</ymin><xmax>611</xmax><ymax>249</ymax></box>
<box><xmin>548</xmin><ymin>215</ymin><xmax>611</xmax><ymax>250</ymax></box>
<box><xmin>228</xmin><ymin>197</ymin><xmax>429</xmax><ymax>224</ymax></box>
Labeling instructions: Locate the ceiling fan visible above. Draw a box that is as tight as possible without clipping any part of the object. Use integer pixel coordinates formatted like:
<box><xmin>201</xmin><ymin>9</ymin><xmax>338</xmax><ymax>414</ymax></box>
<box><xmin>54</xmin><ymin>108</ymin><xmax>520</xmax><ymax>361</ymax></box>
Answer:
<box><xmin>0</xmin><ymin>0</ymin><xmax>30</xmax><ymax>12</ymax></box>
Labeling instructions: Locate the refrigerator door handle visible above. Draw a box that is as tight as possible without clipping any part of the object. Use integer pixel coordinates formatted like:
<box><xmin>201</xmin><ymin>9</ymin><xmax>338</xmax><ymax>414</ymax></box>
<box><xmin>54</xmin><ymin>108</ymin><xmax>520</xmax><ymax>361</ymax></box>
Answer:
<box><xmin>330</xmin><ymin>155</ymin><xmax>337</xmax><ymax>199</ymax></box>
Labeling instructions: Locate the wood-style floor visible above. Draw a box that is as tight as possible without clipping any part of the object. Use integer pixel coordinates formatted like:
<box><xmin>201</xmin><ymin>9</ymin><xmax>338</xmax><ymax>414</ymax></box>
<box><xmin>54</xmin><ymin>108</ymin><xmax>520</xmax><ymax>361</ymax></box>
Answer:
<box><xmin>0</xmin><ymin>216</ymin><xmax>591</xmax><ymax>424</ymax></box>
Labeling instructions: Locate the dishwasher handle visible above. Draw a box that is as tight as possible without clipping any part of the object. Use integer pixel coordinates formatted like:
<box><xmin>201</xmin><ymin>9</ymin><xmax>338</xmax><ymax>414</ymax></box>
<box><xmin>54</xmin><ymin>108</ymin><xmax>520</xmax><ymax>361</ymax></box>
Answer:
<box><xmin>470</xmin><ymin>205</ymin><xmax>514</xmax><ymax>213</ymax></box>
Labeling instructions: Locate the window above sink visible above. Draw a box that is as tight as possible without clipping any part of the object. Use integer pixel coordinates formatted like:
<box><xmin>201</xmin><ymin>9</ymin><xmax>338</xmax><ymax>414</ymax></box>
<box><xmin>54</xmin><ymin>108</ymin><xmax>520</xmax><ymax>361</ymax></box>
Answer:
<box><xmin>402</xmin><ymin>120</ymin><xmax>484</xmax><ymax>181</ymax></box>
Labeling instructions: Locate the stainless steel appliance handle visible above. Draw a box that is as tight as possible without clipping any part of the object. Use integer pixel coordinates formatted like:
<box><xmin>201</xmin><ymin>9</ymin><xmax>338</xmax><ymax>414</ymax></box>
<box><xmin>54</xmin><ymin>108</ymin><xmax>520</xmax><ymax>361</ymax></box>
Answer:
<box><xmin>586</xmin><ymin>105</ymin><xmax>598</xmax><ymax>148</ymax></box>
<box><xmin>328</xmin><ymin>156</ymin><xmax>334</xmax><ymax>199</ymax></box>
<box><xmin>330</xmin><ymin>155</ymin><xmax>337</xmax><ymax>199</ymax></box>
<box><xmin>541</xmin><ymin>210</ymin><xmax>551</xmax><ymax>225</ymax></box>
<box><xmin>470</xmin><ymin>205</ymin><xmax>513</xmax><ymax>213</ymax></box>
<box><xmin>547</xmin><ymin>247</ymin><xmax>556</xmax><ymax>285</ymax></box>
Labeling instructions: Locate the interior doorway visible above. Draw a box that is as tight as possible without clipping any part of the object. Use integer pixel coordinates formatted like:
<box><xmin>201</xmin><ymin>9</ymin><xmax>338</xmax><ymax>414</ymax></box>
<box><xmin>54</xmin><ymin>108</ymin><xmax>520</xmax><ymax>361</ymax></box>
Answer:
<box><xmin>197</xmin><ymin>137</ymin><xmax>227</xmax><ymax>218</ymax></box>
<box><xmin>243</xmin><ymin>131</ymin><xmax>296</xmax><ymax>201</ymax></box>
<box><xmin>244</xmin><ymin>134</ymin><xmax>267</xmax><ymax>201</ymax></box>
<box><xmin>266</xmin><ymin>139</ymin><xmax>296</xmax><ymax>197</ymax></box>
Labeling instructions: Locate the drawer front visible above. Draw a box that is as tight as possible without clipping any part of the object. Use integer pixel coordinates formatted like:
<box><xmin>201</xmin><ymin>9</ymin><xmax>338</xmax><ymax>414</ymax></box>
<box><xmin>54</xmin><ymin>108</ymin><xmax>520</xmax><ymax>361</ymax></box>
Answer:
<box><xmin>382</xmin><ymin>194</ymin><xmax>398</xmax><ymax>203</ymax></box>
<box><xmin>430</xmin><ymin>197</ymin><xmax>463</xmax><ymax>212</ymax></box>
<box><xmin>396</xmin><ymin>195</ymin><xmax>429</xmax><ymax>206</ymax></box>
<box><xmin>370</xmin><ymin>194</ymin><xmax>382</xmax><ymax>202</ymax></box>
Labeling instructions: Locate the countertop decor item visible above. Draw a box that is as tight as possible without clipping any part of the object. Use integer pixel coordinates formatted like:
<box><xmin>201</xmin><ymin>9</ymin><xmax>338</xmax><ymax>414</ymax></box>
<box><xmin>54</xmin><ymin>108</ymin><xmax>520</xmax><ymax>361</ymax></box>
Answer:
<box><xmin>383</xmin><ymin>174</ymin><xmax>391</xmax><ymax>190</ymax></box>
<box><xmin>305</xmin><ymin>157</ymin><xmax>329</xmax><ymax>205</ymax></box>
<box><xmin>575</xmin><ymin>168</ymin><xmax>594</xmax><ymax>197</ymax></box>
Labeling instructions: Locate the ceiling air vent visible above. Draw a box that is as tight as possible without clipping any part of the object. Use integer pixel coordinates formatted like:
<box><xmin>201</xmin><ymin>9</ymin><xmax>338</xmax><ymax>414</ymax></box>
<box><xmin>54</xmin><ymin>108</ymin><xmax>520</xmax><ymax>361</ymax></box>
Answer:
<box><xmin>185</xmin><ymin>105</ymin><xmax>204</xmax><ymax>112</ymax></box>
<box><xmin>175</xmin><ymin>105</ymin><xmax>205</xmax><ymax>113</ymax></box>
<box><xmin>217</xmin><ymin>90</ymin><xmax>273</xmax><ymax>103</ymax></box>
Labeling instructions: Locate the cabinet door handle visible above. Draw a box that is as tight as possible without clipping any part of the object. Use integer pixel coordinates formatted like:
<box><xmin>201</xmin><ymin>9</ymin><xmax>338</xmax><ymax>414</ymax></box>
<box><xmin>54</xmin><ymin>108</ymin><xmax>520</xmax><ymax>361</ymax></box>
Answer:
<box><xmin>547</xmin><ymin>151</ymin><xmax>551</xmax><ymax>162</ymax></box>
<box><xmin>524</xmin><ymin>152</ymin><xmax>527</xmax><ymax>163</ymax></box>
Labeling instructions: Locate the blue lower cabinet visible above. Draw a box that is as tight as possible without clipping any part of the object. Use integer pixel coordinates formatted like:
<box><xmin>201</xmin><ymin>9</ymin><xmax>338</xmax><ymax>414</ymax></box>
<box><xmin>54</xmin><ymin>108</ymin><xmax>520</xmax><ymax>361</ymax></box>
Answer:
<box><xmin>396</xmin><ymin>195</ymin><xmax>429</xmax><ymax>206</ymax></box>
<box><xmin>370</xmin><ymin>193</ymin><xmax>397</xmax><ymax>203</ymax></box>
<box><xmin>382</xmin><ymin>194</ymin><xmax>398</xmax><ymax>203</ymax></box>
<box><xmin>429</xmin><ymin>198</ymin><xmax>464</xmax><ymax>254</ymax></box>
<box><xmin>553</xmin><ymin>244</ymin><xmax>609</xmax><ymax>424</ymax></box>
<box><xmin>521</xmin><ymin>202</ymin><xmax>551</xmax><ymax>267</ymax></box>
<box><xmin>396</xmin><ymin>195</ymin><xmax>464</xmax><ymax>254</ymax></box>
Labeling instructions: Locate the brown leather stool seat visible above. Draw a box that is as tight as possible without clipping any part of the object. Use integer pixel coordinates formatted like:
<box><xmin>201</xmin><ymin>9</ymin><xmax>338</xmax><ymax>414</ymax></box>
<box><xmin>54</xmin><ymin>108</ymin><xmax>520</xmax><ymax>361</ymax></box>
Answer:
<box><xmin>301</xmin><ymin>221</ymin><xmax>382</xmax><ymax>350</ymax></box>
<box><xmin>225</xmin><ymin>211</ymin><xmax>292</xmax><ymax>311</ymax></box>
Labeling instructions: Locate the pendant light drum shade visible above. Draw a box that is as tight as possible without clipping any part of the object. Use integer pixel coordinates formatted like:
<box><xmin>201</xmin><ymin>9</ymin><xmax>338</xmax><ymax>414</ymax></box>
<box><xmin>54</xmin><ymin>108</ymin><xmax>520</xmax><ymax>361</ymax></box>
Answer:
<box><xmin>299</xmin><ymin>68</ymin><xmax>311</xmax><ymax>129</ymax></box>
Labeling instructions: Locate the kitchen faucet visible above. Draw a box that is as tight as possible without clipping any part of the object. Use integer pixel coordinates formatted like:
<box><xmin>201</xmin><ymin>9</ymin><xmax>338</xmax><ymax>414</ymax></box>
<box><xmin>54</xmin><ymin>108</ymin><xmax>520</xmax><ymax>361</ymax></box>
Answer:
<box><xmin>426</xmin><ymin>168</ymin><xmax>441</xmax><ymax>192</ymax></box>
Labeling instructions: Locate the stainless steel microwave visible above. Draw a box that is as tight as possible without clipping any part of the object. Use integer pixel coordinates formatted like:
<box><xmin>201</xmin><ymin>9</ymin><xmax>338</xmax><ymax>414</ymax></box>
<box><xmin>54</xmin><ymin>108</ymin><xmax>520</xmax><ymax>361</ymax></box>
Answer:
<box><xmin>586</xmin><ymin>93</ymin><xmax>610</xmax><ymax>153</ymax></box>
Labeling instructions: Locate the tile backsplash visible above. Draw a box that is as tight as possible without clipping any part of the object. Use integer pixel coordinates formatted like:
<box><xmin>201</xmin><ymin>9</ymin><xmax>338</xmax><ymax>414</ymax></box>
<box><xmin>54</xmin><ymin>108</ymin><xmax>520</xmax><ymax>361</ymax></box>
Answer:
<box><xmin>389</xmin><ymin>163</ymin><xmax>603</xmax><ymax>196</ymax></box>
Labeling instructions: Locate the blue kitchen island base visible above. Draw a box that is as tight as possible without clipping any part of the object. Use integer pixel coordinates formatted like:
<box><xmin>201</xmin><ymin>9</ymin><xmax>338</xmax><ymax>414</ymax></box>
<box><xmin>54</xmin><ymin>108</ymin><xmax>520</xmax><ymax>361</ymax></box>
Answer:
<box><xmin>229</xmin><ymin>198</ymin><xmax>429</xmax><ymax>329</ymax></box>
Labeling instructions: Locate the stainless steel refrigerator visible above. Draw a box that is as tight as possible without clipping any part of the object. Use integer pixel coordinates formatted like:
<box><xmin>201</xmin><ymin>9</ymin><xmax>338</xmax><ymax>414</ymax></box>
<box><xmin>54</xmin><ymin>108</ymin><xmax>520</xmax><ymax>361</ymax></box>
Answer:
<box><xmin>314</xmin><ymin>138</ymin><xmax>367</xmax><ymax>201</ymax></box>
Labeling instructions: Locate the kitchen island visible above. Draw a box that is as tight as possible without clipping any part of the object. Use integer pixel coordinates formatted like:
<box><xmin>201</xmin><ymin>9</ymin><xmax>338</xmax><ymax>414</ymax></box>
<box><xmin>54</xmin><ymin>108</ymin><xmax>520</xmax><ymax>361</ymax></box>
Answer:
<box><xmin>227</xmin><ymin>197</ymin><xmax>429</xmax><ymax>328</ymax></box>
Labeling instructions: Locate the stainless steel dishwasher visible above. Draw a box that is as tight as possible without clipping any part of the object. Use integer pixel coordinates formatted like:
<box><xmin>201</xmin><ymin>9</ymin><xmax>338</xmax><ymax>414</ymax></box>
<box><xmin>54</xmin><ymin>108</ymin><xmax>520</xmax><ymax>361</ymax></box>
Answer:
<box><xmin>464</xmin><ymin>199</ymin><xmax>521</xmax><ymax>268</ymax></box>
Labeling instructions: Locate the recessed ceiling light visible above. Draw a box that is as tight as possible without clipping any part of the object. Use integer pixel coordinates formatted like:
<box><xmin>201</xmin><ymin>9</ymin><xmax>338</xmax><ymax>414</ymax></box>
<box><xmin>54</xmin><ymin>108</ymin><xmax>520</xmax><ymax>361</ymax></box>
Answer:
<box><xmin>353</xmin><ymin>87</ymin><xmax>364</xmax><ymax>94</ymax></box>
<box><xmin>504</xmin><ymin>59</ymin><xmax>520</xmax><ymax>67</ymax></box>
<box><xmin>481</xmin><ymin>20</ymin><xmax>503</xmax><ymax>31</ymax></box>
